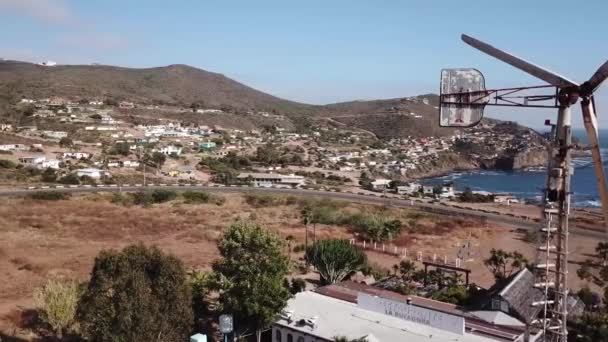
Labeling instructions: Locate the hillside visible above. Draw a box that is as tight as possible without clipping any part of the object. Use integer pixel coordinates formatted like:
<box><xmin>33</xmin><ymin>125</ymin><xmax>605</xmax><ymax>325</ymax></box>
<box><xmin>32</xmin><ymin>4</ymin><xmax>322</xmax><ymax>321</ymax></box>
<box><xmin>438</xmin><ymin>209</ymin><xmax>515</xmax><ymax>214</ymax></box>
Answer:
<box><xmin>0</xmin><ymin>61</ymin><xmax>488</xmax><ymax>138</ymax></box>
<box><xmin>0</xmin><ymin>60</ymin><xmax>315</xmax><ymax>114</ymax></box>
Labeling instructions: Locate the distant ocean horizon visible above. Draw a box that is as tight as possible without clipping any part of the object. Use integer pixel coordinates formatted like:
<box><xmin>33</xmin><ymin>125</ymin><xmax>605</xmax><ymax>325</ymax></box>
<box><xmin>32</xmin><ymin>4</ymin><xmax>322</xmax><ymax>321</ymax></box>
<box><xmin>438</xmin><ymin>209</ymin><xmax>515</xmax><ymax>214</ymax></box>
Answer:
<box><xmin>422</xmin><ymin>129</ymin><xmax>608</xmax><ymax>208</ymax></box>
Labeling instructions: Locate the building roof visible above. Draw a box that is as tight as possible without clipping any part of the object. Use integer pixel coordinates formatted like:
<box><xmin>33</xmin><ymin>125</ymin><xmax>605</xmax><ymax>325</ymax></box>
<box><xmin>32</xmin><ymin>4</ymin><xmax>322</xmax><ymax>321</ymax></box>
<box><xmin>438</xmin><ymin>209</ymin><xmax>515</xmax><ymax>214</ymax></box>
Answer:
<box><xmin>488</xmin><ymin>268</ymin><xmax>543</xmax><ymax>324</ymax></box>
<box><xmin>316</xmin><ymin>281</ymin><xmax>524</xmax><ymax>341</ymax></box>
<box><xmin>469</xmin><ymin>311</ymin><xmax>524</xmax><ymax>327</ymax></box>
<box><xmin>276</xmin><ymin>291</ymin><xmax>497</xmax><ymax>342</ymax></box>
<box><xmin>237</xmin><ymin>173</ymin><xmax>304</xmax><ymax>180</ymax></box>
<box><xmin>75</xmin><ymin>168</ymin><xmax>103</xmax><ymax>172</ymax></box>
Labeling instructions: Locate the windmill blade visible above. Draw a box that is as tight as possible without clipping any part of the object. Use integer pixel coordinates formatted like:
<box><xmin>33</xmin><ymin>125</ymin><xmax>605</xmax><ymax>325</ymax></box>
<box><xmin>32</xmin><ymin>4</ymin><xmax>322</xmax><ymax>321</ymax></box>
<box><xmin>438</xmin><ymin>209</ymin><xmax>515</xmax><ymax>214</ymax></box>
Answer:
<box><xmin>461</xmin><ymin>34</ymin><xmax>579</xmax><ymax>89</ymax></box>
<box><xmin>587</xmin><ymin>60</ymin><xmax>608</xmax><ymax>93</ymax></box>
<box><xmin>581</xmin><ymin>100</ymin><xmax>608</xmax><ymax>231</ymax></box>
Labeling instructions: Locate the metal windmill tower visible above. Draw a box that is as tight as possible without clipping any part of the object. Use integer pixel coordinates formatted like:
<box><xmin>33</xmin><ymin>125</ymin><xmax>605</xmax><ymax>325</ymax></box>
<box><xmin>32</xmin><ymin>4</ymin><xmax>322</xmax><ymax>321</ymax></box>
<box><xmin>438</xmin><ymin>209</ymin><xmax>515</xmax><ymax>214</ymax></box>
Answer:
<box><xmin>439</xmin><ymin>34</ymin><xmax>608</xmax><ymax>341</ymax></box>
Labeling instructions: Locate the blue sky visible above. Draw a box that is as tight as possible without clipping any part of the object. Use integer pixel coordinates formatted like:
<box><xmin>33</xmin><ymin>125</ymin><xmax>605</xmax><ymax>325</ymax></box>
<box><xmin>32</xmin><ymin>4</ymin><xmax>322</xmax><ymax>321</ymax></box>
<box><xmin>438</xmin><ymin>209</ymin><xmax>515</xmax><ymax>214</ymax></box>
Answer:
<box><xmin>1</xmin><ymin>0</ymin><xmax>607</xmax><ymax>128</ymax></box>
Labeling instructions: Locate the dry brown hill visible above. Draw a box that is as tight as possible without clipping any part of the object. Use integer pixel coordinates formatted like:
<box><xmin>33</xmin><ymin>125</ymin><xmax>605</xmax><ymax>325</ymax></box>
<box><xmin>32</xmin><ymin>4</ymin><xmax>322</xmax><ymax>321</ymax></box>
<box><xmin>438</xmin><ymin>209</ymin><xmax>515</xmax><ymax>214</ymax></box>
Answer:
<box><xmin>0</xmin><ymin>60</ymin><xmax>315</xmax><ymax>114</ymax></box>
<box><xmin>0</xmin><ymin>61</ymin><xmax>499</xmax><ymax>138</ymax></box>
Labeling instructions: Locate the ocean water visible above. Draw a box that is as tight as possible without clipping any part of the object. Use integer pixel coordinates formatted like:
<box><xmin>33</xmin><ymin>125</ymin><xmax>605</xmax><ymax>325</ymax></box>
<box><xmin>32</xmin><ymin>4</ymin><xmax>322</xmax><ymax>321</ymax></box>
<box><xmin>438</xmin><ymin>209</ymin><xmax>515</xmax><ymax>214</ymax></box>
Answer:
<box><xmin>422</xmin><ymin>129</ymin><xmax>607</xmax><ymax>207</ymax></box>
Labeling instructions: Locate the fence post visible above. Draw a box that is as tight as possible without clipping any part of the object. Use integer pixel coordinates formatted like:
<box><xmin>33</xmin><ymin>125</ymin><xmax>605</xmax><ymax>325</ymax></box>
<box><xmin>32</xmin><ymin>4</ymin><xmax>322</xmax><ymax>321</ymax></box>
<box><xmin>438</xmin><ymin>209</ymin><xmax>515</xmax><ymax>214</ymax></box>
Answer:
<box><xmin>363</xmin><ymin>240</ymin><xmax>366</xmax><ymax>248</ymax></box>
<box><xmin>374</xmin><ymin>242</ymin><xmax>377</xmax><ymax>250</ymax></box>
<box><xmin>433</xmin><ymin>253</ymin><xmax>437</xmax><ymax>262</ymax></box>
<box><xmin>444</xmin><ymin>255</ymin><xmax>447</xmax><ymax>264</ymax></box>
<box><xmin>382</xmin><ymin>244</ymin><xmax>385</xmax><ymax>252</ymax></box>
<box><xmin>417</xmin><ymin>251</ymin><xmax>422</xmax><ymax>261</ymax></box>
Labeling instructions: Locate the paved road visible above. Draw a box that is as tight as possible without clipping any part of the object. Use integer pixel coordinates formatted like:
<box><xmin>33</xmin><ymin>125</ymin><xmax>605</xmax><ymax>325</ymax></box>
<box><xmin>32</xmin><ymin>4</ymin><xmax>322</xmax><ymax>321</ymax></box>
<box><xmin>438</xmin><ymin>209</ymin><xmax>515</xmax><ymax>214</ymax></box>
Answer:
<box><xmin>1</xmin><ymin>185</ymin><xmax>603</xmax><ymax>239</ymax></box>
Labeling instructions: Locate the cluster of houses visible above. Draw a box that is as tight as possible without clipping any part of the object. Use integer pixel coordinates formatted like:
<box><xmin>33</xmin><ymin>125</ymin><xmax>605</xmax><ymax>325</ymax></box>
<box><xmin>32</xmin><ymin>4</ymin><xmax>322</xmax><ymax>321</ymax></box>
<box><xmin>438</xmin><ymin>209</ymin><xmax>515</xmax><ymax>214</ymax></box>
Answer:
<box><xmin>0</xmin><ymin>96</ymin><xmax>541</xmax><ymax>197</ymax></box>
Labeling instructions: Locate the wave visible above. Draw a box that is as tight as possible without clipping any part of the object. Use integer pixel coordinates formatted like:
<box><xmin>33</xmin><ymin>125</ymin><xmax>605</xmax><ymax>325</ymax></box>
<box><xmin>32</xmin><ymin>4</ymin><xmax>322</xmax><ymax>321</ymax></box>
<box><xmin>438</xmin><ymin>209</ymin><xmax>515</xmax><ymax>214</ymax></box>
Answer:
<box><xmin>574</xmin><ymin>200</ymin><xmax>601</xmax><ymax>208</ymax></box>
<box><xmin>523</xmin><ymin>167</ymin><xmax>546</xmax><ymax>172</ymax></box>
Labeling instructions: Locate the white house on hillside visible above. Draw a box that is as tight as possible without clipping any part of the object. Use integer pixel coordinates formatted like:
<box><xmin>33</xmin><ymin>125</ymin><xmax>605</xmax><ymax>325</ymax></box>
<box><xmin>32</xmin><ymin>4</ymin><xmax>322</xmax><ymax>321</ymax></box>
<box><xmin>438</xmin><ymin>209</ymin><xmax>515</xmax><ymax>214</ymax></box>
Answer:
<box><xmin>75</xmin><ymin>168</ymin><xmax>105</xmax><ymax>179</ymax></box>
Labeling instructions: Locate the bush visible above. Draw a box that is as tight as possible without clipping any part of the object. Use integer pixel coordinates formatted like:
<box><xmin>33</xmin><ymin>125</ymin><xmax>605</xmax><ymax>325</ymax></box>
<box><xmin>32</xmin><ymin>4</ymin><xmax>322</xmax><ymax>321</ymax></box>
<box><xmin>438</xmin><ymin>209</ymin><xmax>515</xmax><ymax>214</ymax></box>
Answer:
<box><xmin>29</xmin><ymin>191</ymin><xmax>71</xmax><ymax>201</ymax></box>
<box><xmin>34</xmin><ymin>278</ymin><xmax>81</xmax><ymax>339</ymax></box>
<box><xmin>0</xmin><ymin>159</ymin><xmax>16</xmax><ymax>168</ymax></box>
<box><xmin>284</xmin><ymin>278</ymin><xmax>306</xmax><ymax>294</ymax></box>
<box><xmin>59</xmin><ymin>137</ymin><xmax>73</xmax><ymax>148</ymax></box>
<box><xmin>131</xmin><ymin>190</ymin><xmax>177</xmax><ymax>206</ymax></box>
<box><xmin>293</xmin><ymin>244</ymin><xmax>306</xmax><ymax>253</ymax></box>
<box><xmin>182</xmin><ymin>191</ymin><xmax>211</xmax><ymax>203</ymax></box>
<box><xmin>80</xmin><ymin>175</ymin><xmax>97</xmax><ymax>185</ymax></box>
<box><xmin>41</xmin><ymin>168</ymin><xmax>57</xmax><ymax>182</ymax></box>
<box><xmin>349</xmin><ymin>214</ymin><xmax>403</xmax><ymax>242</ymax></box>
<box><xmin>182</xmin><ymin>191</ymin><xmax>226</xmax><ymax>206</ymax></box>
<box><xmin>361</xmin><ymin>262</ymin><xmax>390</xmax><ymax>280</ymax></box>
<box><xmin>111</xmin><ymin>192</ymin><xmax>132</xmax><ymax>206</ymax></box>
<box><xmin>151</xmin><ymin>189</ymin><xmax>176</xmax><ymax>203</ymax></box>
<box><xmin>58</xmin><ymin>174</ymin><xmax>80</xmax><ymax>185</ymax></box>
<box><xmin>77</xmin><ymin>244</ymin><xmax>193</xmax><ymax>342</ymax></box>
<box><xmin>244</xmin><ymin>193</ymin><xmax>285</xmax><ymax>207</ymax></box>
<box><xmin>131</xmin><ymin>191</ymin><xmax>153</xmax><ymax>207</ymax></box>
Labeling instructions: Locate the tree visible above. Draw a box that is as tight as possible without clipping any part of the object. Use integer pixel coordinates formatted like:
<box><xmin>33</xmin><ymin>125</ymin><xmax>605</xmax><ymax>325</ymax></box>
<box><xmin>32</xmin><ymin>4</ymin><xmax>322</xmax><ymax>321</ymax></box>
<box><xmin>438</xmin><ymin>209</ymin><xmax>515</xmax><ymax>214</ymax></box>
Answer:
<box><xmin>191</xmin><ymin>271</ymin><xmax>213</xmax><ymax>330</ymax></box>
<box><xmin>398</xmin><ymin>260</ymin><xmax>418</xmax><ymax>281</ymax></box>
<box><xmin>596</xmin><ymin>242</ymin><xmax>608</xmax><ymax>266</ymax></box>
<box><xmin>77</xmin><ymin>244</ymin><xmax>193</xmax><ymax>342</ymax></box>
<box><xmin>59</xmin><ymin>137</ymin><xmax>73</xmax><ymax>148</ymax></box>
<box><xmin>41</xmin><ymin>167</ymin><xmax>57</xmax><ymax>182</ymax></box>
<box><xmin>34</xmin><ymin>278</ymin><xmax>80</xmax><ymax>339</ymax></box>
<box><xmin>430</xmin><ymin>285</ymin><xmax>471</xmax><ymax>305</ymax></box>
<box><xmin>213</xmin><ymin>220</ymin><xmax>291</xmax><ymax>342</ymax></box>
<box><xmin>484</xmin><ymin>248</ymin><xmax>529</xmax><ymax>281</ymax></box>
<box><xmin>111</xmin><ymin>142</ymin><xmax>130</xmax><ymax>156</ymax></box>
<box><xmin>305</xmin><ymin>239</ymin><xmax>367</xmax><ymax>284</ymax></box>
<box><xmin>150</xmin><ymin>152</ymin><xmax>166</xmax><ymax>168</ymax></box>
<box><xmin>569</xmin><ymin>312</ymin><xmax>608</xmax><ymax>341</ymax></box>
<box><xmin>351</xmin><ymin>214</ymin><xmax>403</xmax><ymax>242</ymax></box>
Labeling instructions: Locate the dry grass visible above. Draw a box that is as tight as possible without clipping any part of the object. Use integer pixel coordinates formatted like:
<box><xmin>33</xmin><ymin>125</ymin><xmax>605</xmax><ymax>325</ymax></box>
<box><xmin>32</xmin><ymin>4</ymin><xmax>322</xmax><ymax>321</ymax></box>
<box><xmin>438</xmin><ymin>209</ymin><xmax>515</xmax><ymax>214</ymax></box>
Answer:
<box><xmin>0</xmin><ymin>191</ymin><xmax>598</xmax><ymax>337</ymax></box>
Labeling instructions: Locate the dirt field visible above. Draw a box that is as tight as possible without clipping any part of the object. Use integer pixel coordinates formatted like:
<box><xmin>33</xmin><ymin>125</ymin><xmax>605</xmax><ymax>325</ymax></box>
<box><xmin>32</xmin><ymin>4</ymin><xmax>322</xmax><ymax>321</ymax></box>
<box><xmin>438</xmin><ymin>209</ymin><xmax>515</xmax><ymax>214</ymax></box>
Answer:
<box><xmin>0</xmin><ymin>192</ymin><xmax>600</xmax><ymax>336</ymax></box>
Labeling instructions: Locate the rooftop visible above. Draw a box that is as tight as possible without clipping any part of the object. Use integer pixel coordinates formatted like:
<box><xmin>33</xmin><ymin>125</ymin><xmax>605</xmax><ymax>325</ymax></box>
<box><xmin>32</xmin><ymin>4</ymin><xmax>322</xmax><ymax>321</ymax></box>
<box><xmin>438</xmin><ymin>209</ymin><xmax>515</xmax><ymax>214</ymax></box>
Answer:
<box><xmin>237</xmin><ymin>173</ymin><xmax>304</xmax><ymax>180</ymax></box>
<box><xmin>277</xmin><ymin>291</ymin><xmax>498</xmax><ymax>342</ymax></box>
<box><xmin>315</xmin><ymin>281</ymin><xmax>525</xmax><ymax>341</ymax></box>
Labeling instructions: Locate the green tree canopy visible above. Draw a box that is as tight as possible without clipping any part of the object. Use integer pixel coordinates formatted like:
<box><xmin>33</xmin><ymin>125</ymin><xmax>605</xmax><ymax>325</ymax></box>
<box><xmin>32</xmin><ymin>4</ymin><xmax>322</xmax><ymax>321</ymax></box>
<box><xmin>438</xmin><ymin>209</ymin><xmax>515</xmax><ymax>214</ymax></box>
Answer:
<box><xmin>484</xmin><ymin>248</ymin><xmax>529</xmax><ymax>281</ymax></box>
<box><xmin>77</xmin><ymin>244</ymin><xmax>193</xmax><ymax>342</ymax></box>
<box><xmin>212</xmin><ymin>220</ymin><xmax>291</xmax><ymax>342</ymax></box>
<box><xmin>59</xmin><ymin>137</ymin><xmax>73</xmax><ymax>148</ymax></box>
<box><xmin>305</xmin><ymin>239</ymin><xmax>367</xmax><ymax>284</ymax></box>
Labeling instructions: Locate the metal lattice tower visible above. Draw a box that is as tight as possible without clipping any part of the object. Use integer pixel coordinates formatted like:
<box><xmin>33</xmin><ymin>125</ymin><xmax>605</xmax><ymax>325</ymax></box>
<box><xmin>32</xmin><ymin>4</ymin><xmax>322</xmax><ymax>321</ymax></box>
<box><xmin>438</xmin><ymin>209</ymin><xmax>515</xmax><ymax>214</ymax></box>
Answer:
<box><xmin>531</xmin><ymin>103</ymin><xmax>572</xmax><ymax>342</ymax></box>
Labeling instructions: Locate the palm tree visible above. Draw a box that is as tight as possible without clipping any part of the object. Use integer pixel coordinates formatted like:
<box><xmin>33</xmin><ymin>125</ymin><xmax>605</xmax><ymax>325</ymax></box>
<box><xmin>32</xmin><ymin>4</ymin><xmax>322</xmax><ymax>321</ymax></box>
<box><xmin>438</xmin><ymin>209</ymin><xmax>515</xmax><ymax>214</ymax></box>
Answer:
<box><xmin>399</xmin><ymin>260</ymin><xmax>418</xmax><ymax>281</ymax></box>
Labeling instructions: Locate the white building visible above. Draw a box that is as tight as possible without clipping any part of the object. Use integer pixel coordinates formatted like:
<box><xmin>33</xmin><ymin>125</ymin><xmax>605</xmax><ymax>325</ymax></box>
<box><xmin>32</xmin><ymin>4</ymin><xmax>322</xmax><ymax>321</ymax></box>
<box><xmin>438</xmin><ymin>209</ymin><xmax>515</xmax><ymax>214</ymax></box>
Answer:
<box><xmin>0</xmin><ymin>144</ymin><xmax>28</xmax><ymax>152</ymax></box>
<box><xmin>156</xmin><ymin>145</ymin><xmax>183</xmax><ymax>156</ymax></box>
<box><xmin>195</xmin><ymin>109</ymin><xmax>224</xmax><ymax>114</ymax></box>
<box><xmin>18</xmin><ymin>155</ymin><xmax>46</xmax><ymax>166</ymax></box>
<box><xmin>370</xmin><ymin>179</ymin><xmax>391</xmax><ymax>190</ymax></box>
<box><xmin>62</xmin><ymin>152</ymin><xmax>91</xmax><ymax>160</ymax></box>
<box><xmin>75</xmin><ymin>168</ymin><xmax>105</xmax><ymax>179</ymax></box>
<box><xmin>39</xmin><ymin>159</ymin><xmax>60</xmax><ymax>169</ymax></box>
<box><xmin>17</xmin><ymin>155</ymin><xmax>59</xmax><ymax>169</ymax></box>
<box><xmin>237</xmin><ymin>173</ymin><xmax>305</xmax><ymax>187</ymax></box>
<box><xmin>439</xmin><ymin>182</ymin><xmax>456</xmax><ymax>198</ymax></box>
<box><xmin>42</xmin><ymin>131</ymin><xmax>68</xmax><ymax>139</ymax></box>
<box><xmin>396</xmin><ymin>183</ymin><xmax>421</xmax><ymax>195</ymax></box>
<box><xmin>273</xmin><ymin>291</ymin><xmax>505</xmax><ymax>342</ymax></box>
